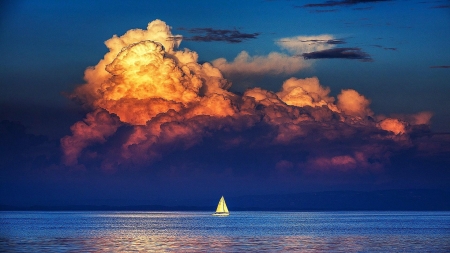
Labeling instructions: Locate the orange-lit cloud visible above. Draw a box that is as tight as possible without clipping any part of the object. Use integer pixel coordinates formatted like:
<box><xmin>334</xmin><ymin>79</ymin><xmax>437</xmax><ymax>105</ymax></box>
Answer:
<box><xmin>301</xmin><ymin>149</ymin><xmax>385</xmax><ymax>174</ymax></box>
<box><xmin>395</xmin><ymin>111</ymin><xmax>433</xmax><ymax>126</ymax></box>
<box><xmin>74</xmin><ymin>20</ymin><xmax>182</xmax><ymax>106</ymax></box>
<box><xmin>61</xmin><ymin>109</ymin><xmax>121</xmax><ymax>166</ymax></box>
<box><xmin>337</xmin><ymin>89</ymin><xmax>373</xmax><ymax>117</ymax></box>
<box><xmin>379</xmin><ymin>118</ymin><xmax>406</xmax><ymax>135</ymax></box>
<box><xmin>62</xmin><ymin>19</ymin><xmax>434</xmax><ymax>174</ymax></box>
<box><xmin>276</xmin><ymin>77</ymin><xmax>338</xmax><ymax>111</ymax></box>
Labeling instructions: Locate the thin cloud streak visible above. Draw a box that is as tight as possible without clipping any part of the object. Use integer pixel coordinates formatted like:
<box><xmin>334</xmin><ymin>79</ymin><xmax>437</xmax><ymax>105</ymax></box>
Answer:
<box><xmin>372</xmin><ymin>45</ymin><xmax>397</xmax><ymax>51</ymax></box>
<box><xmin>302</xmin><ymin>47</ymin><xmax>373</xmax><ymax>61</ymax></box>
<box><xmin>353</xmin><ymin>6</ymin><xmax>374</xmax><ymax>10</ymax></box>
<box><xmin>276</xmin><ymin>35</ymin><xmax>340</xmax><ymax>54</ymax></box>
<box><xmin>177</xmin><ymin>27</ymin><xmax>260</xmax><ymax>43</ymax></box>
<box><xmin>430</xmin><ymin>65</ymin><xmax>450</xmax><ymax>69</ymax></box>
<box><xmin>430</xmin><ymin>4</ymin><xmax>450</xmax><ymax>9</ymax></box>
<box><xmin>301</xmin><ymin>0</ymin><xmax>392</xmax><ymax>8</ymax></box>
<box><xmin>277</xmin><ymin>38</ymin><xmax>346</xmax><ymax>44</ymax></box>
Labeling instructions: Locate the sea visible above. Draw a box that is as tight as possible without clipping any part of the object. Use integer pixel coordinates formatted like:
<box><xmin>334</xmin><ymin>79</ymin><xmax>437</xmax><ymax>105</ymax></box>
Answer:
<box><xmin>1</xmin><ymin>211</ymin><xmax>449</xmax><ymax>252</ymax></box>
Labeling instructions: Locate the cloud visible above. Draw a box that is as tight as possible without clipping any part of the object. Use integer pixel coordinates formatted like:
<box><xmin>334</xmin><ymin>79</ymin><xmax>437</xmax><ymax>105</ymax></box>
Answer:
<box><xmin>326</xmin><ymin>39</ymin><xmax>347</xmax><ymax>45</ymax></box>
<box><xmin>390</xmin><ymin>111</ymin><xmax>433</xmax><ymax>126</ymax></box>
<box><xmin>302</xmin><ymin>47</ymin><xmax>373</xmax><ymax>61</ymax></box>
<box><xmin>337</xmin><ymin>89</ymin><xmax>373</xmax><ymax>117</ymax></box>
<box><xmin>372</xmin><ymin>45</ymin><xmax>397</xmax><ymax>51</ymax></box>
<box><xmin>60</xmin><ymin>109</ymin><xmax>121</xmax><ymax>166</ymax></box>
<box><xmin>306</xmin><ymin>9</ymin><xmax>339</xmax><ymax>13</ymax></box>
<box><xmin>212</xmin><ymin>51</ymin><xmax>309</xmax><ymax>76</ymax></box>
<box><xmin>378</xmin><ymin>118</ymin><xmax>406</xmax><ymax>135</ymax></box>
<box><xmin>304</xmin><ymin>152</ymin><xmax>382</xmax><ymax>172</ymax></box>
<box><xmin>430</xmin><ymin>65</ymin><xmax>450</xmax><ymax>69</ymax></box>
<box><xmin>431</xmin><ymin>4</ymin><xmax>450</xmax><ymax>9</ymax></box>
<box><xmin>276</xmin><ymin>35</ymin><xmax>344</xmax><ymax>54</ymax></box>
<box><xmin>302</xmin><ymin>0</ymin><xmax>391</xmax><ymax>8</ymax></box>
<box><xmin>353</xmin><ymin>6</ymin><xmax>373</xmax><ymax>10</ymax></box>
<box><xmin>72</xmin><ymin>19</ymin><xmax>184</xmax><ymax>107</ymax></box>
<box><xmin>61</xmin><ymin>19</ymin><xmax>441</xmax><ymax>180</ymax></box>
<box><xmin>276</xmin><ymin>77</ymin><xmax>337</xmax><ymax>110</ymax></box>
<box><xmin>178</xmin><ymin>27</ymin><xmax>260</xmax><ymax>43</ymax></box>
<box><xmin>212</xmin><ymin>35</ymin><xmax>345</xmax><ymax>78</ymax></box>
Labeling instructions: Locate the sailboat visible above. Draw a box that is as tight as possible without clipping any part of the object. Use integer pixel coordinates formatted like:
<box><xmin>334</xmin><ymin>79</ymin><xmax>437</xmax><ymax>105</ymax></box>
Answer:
<box><xmin>212</xmin><ymin>196</ymin><xmax>229</xmax><ymax>216</ymax></box>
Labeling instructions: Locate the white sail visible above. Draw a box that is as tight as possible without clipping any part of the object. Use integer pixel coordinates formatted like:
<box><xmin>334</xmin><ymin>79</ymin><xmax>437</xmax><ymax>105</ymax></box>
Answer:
<box><xmin>223</xmin><ymin>199</ymin><xmax>229</xmax><ymax>213</ymax></box>
<box><xmin>213</xmin><ymin>196</ymin><xmax>229</xmax><ymax>216</ymax></box>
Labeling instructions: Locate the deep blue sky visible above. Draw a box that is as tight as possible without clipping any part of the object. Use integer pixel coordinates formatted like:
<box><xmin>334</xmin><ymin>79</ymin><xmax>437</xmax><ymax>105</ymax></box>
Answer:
<box><xmin>0</xmin><ymin>0</ymin><xmax>449</xmax><ymax>208</ymax></box>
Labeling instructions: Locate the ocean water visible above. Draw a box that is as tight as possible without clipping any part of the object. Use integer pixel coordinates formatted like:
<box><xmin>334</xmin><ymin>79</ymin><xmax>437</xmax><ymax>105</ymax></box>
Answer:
<box><xmin>1</xmin><ymin>211</ymin><xmax>449</xmax><ymax>252</ymax></box>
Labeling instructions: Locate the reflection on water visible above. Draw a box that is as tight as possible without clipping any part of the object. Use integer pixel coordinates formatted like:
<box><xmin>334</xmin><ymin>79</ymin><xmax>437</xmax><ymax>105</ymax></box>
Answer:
<box><xmin>1</xmin><ymin>211</ymin><xmax>449</xmax><ymax>252</ymax></box>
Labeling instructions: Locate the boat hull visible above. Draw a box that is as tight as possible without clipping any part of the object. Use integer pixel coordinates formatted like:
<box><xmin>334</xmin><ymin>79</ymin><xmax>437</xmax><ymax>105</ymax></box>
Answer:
<box><xmin>212</xmin><ymin>212</ymin><xmax>229</xmax><ymax>216</ymax></box>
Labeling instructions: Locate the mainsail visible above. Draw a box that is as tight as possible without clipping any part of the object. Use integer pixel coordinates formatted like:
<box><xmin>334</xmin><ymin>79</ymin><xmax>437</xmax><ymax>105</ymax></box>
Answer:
<box><xmin>213</xmin><ymin>196</ymin><xmax>229</xmax><ymax>215</ymax></box>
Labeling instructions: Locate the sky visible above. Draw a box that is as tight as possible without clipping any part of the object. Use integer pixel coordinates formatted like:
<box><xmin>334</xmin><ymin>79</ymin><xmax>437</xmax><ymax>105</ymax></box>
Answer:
<box><xmin>1</xmin><ymin>0</ymin><xmax>450</xmax><ymax>208</ymax></box>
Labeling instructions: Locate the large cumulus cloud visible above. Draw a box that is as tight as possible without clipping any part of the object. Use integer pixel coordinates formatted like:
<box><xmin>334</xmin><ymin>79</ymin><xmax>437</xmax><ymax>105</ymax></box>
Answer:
<box><xmin>62</xmin><ymin>20</ymin><xmax>438</xmax><ymax>179</ymax></box>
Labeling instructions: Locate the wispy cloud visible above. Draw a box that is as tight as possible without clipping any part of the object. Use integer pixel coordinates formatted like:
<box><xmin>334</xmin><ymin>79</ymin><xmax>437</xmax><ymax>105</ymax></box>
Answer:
<box><xmin>276</xmin><ymin>35</ymin><xmax>344</xmax><ymax>54</ymax></box>
<box><xmin>353</xmin><ymin>6</ymin><xmax>373</xmax><ymax>10</ymax></box>
<box><xmin>372</xmin><ymin>45</ymin><xmax>397</xmax><ymax>51</ymax></box>
<box><xmin>310</xmin><ymin>8</ymin><xmax>339</xmax><ymax>12</ymax></box>
<box><xmin>430</xmin><ymin>4</ymin><xmax>450</xmax><ymax>9</ymax></box>
<box><xmin>178</xmin><ymin>27</ymin><xmax>260</xmax><ymax>43</ymax></box>
<box><xmin>325</xmin><ymin>39</ymin><xmax>347</xmax><ymax>44</ymax></box>
<box><xmin>302</xmin><ymin>47</ymin><xmax>373</xmax><ymax>61</ymax></box>
<box><xmin>293</xmin><ymin>6</ymin><xmax>339</xmax><ymax>13</ymax></box>
<box><xmin>430</xmin><ymin>65</ymin><xmax>450</xmax><ymax>69</ymax></box>
<box><xmin>287</xmin><ymin>38</ymin><xmax>346</xmax><ymax>45</ymax></box>
<box><xmin>301</xmin><ymin>0</ymin><xmax>391</xmax><ymax>8</ymax></box>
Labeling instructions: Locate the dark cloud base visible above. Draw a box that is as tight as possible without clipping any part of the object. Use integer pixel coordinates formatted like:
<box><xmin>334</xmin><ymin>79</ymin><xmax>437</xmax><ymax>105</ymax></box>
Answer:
<box><xmin>1</xmin><ymin>120</ymin><xmax>450</xmax><ymax>207</ymax></box>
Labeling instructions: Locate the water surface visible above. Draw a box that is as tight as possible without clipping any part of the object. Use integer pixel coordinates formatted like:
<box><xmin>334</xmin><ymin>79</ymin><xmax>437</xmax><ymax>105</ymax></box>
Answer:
<box><xmin>1</xmin><ymin>211</ymin><xmax>449</xmax><ymax>252</ymax></box>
